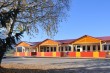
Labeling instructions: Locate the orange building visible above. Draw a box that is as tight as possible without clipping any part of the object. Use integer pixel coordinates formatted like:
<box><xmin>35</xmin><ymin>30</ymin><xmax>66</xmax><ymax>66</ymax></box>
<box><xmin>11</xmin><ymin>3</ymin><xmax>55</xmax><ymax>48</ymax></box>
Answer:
<box><xmin>15</xmin><ymin>35</ymin><xmax>110</xmax><ymax>58</ymax></box>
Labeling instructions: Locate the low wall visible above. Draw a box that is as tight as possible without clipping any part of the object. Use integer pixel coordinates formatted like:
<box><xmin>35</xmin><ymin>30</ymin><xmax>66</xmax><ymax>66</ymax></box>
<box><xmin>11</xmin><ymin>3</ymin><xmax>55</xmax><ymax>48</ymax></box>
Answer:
<box><xmin>67</xmin><ymin>52</ymin><xmax>106</xmax><ymax>58</ymax></box>
<box><xmin>14</xmin><ymin>52</ymin><xmax>61</xmax><ymax>57</ymax></box>
<box><xmin>14</xmin><ymin>52</ymin><xmax>31</xmax><ymax>56</ymax></box>
<box><xmin>14</xmin><ymin>52</ymin><xmax>106</xmax><ymax>58</ymax></box>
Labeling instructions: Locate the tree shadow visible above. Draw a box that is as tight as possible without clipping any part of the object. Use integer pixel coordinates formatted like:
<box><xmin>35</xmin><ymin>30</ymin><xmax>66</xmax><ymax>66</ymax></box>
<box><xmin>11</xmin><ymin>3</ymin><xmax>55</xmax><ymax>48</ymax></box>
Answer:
<box><xmin>0</xmin><ymin>66</ymin><xmax>110</xmax><ymax>73</ymax></box>
<box><xmin>1</xmin><ymin>59</ymin><xmax>110</xmax><ymax>73</ymax></box>
<box><xmin>50</xmin><ymin>59</ymin><xmax>110</xmax><ymax>68</ymax></box>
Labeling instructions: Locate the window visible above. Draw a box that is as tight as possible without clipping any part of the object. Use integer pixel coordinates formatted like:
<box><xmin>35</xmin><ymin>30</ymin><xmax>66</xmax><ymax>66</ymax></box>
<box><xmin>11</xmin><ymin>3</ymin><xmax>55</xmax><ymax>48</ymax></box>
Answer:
<box><xmin>77</xmin><ymin>49</ymin><xmax>80</xmax><ymax>52</ymax></box>
<box><xmin>82</xmin><ymin>46</ymin><xmax>85</xmax><ymax>51</ymax></box>
<box><xmin>47</xmin><ymin>47</ymin><xmax>49</xmax><ymax>52</ymax></box>
<box><xmin>61</xmin><ymin>47</ymin><xmax>63</xmax><ymax>52</ymax></box>
<box><xmin>17</xmin><ymin>47</ymin><xmax>22</xmax><ymax>52</ymax></box>
<box><xmin>59</xmin><ymin>47</ymin><xmax>60</xmax><ymax>52</ymax></box>
<box><xmin>77</xmin><ymin>45</ymin><xmax>80</xmax><ymax>52</ymax></box>
<box><xmin>51</xmin><ymin>47</ymin><xmax>53</xmax><ymax>52</ymax></box>
<box><xmin>40</xmin><ymin>49</ymin><xmax>42</xmax><ymax>52</ymax></box>
<box><xmin>54</xmin><ymin>47</ymin><xmax>56</xmax><ymax>52</ymax></box>
<box><xmin>98</xmin><ymin>45</ymin><xmax>100</xmax><ymax>51</ymax></box>
<box><xmin>22</xmin><ymin>49</ymin><xmax>25</xmax><ymax>52</ymax></box>
<box><xmin>44</xmin><ymin>47</ymin><xmax>46</xmax><ymax>52</ymax></box>
<box><xmin>109</xmin><ymin>45</ymin><xmax>110</xmax><ymax>50</ymax></box>
<box><xmin>104</xmin><ymin>45</ymin><xmax>107</xmax><ymax>50</ymax></box>
<box><xmin>93</xmin><ymin>45</ymin><xmax>96</xmax><ymax>51</ymax></box>
<box><xmin>65</xmin><ymin>46</ymin><xmax>68</xmax><ymax>51</ymax></box>
<box><xmin>25</xmin><ymin>48</ymin><xmax>29</xmax><ymax>52</ymax></box>
<box><xmin>77</xmin><ymin>45</ymin><xmax>80</xmax><ymax>49</ymax></box>
<box><xmin>40</xmin><ymin>47</ymin><xmax>44</xmax><ymax>52</ymax></box>
<box><xmin>74</xmin><ymin>46</ymin><xmax>76</xmax><ymax>51</ymax></box>
<box><xmin>69</xmin><ymin>46</ymin><xmax>71</xmax><ymax>51</ymax></box>
<box><xmin>87</xmin><ymin>45</ymin><xmax>90</xmax><ymax>51</ymax></box>
<box><xmin>65</xmin><ymin>46</ymin><xmax>71</xmax><ymax>51</ymax></box>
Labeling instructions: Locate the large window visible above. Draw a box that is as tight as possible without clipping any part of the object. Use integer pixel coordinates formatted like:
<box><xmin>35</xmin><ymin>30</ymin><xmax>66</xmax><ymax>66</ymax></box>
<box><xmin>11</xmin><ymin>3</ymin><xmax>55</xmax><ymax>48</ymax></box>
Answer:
<box><xmin>77</xmin><ymin>49</ymin><xmax>80</xmax><ymax>52</ymax></box>
<box><xmin>17</xmin><ymin>47</ymin><xmax>22</xmax><ymax>52</ymax></box>
<box><xmin>65</xmin><ymin>46</ymin><xmax>68</xmax><ymax>51</ymax></box>
<box><xmin>87</xmin><ymin>45</ymin><xmax>90</xmax><ymax>51</ymax></box>
<box><xmin>98</xmin><ymin>45</ymin><xmax>100</xmax><ymax>51</ymax></box>
<box><xmin>93</xmin><ymin>45</ymin><xmax>96</xmax><ymax>51</ymax></box>
<box><xmin>74</xmin><ymin>46</ymin><xmax>76</xmax><ymax>51</ymax></box>
<box><xmin>40</xmin><ymin>47</ymin><xmax>43</xmax><ymax>52</ymax></box>
<box><xmin>51</xmin><ymin>47</ymin><xmax>53</xmax><ymax>52</ymax></box>
<box><xmin>65</xmin><ymin>46</ymin><xmax>71</xmax><ymax>51</ymax></box>
<box><xmin>82</xmin><ymin>46</ymin><xmax>86</xmax><ymax>51</ymax></box>
<box><xmin>44</xmin><ymin>47</ymin><xmax>46</xmax><ymax>52</ymax></box>
<box><xmin>47</xmin><ymin>47</ymin><xmax>49</xmax><ymax>52</ymax></box>
<box><xmin>109</xmin><ymin>45</ymin><xmax>110</xmax><ymax>51</ymax></box>
<box><xmin>61</xmin><ymin>47</ymin><xmax>63</xmax><ymax>52</ymax></box>
<box><xmin>77</xmin><ymin>45</ymin><xmax>80</xmax><ymax>49</ymax></box>
<box><xmin>104</xmin><ymin>45</ymin><xmax>107</xmax><ymax>51</ymax></box>
<box><xmin>68</xmin><ymin>46</ymin><xmax>71</xmax><ymax>51</ymax></box>
<box><xmin>77</xmin><ymin>45</ymin><xmax>80</xmax><ymax>52</ymax></box>
<box><xmin>59</xmin><ymin>47</ymin><xmax>60</xmax><ymax>52</ymax></box>
<box><xmin>25</xmin><ymin>48</ymin><xmax>29</xmax><ymax>52</ymax></box>
<box><xmin>54</xmin><ymin>47</ymin><xmax>56</xmax><ymax>52</ymax></box>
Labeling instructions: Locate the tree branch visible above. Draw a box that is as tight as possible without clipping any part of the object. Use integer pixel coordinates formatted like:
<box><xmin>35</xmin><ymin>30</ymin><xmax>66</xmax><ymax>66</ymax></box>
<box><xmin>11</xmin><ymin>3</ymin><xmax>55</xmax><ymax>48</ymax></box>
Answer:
<box><xmin>0</xmin><ymin>1</ymin><xmax>14</xmax><ymax>10</ymax></box>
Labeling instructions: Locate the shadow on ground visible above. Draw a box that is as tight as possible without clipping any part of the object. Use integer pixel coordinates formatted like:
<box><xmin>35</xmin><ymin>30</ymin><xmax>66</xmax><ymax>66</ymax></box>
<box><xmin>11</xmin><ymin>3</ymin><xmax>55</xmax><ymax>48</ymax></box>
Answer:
<box><xmin>1</xmin><ymin>59</ymin><xmax>110</xmax><ymax>73</ymax></box>
<box><xmin>0</xmin><ymin>66</ymin><xmax>110</xmax><ymax>73</ymax></box>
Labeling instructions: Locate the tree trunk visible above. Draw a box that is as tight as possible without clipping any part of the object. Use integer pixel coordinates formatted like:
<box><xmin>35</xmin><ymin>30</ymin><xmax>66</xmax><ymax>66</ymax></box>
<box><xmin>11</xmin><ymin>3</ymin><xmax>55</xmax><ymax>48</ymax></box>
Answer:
<box><xmin>0</xmin><ymin>47</ymin><xmax>6</xmax><ymax>67</ymax></box>
<box><xmin>0</xmin><ymin>52</ymin><xmax>5</xmax><ymax>67</ymax></box>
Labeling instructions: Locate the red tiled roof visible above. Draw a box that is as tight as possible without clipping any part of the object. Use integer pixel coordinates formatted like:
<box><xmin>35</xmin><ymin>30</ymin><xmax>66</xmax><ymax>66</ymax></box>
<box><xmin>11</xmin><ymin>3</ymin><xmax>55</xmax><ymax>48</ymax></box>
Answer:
<box><xmin>56</xmin><ymin>39</ymin><xmax>76</xmax><ymax>44</ymax></box>
<box><xmin>19</xmin><ymin>35</ymin><xmax>110</xmax><ymax>46</ymax></box>
<box><xmin>56</xmin><ymin>35</ymin><xmax>110</xmax><ymax>44</ymax></box>
<box><xmin>28</xmin><ymin>42</ymin><xmax>40</xmax><ymax>46</ymax></box>
<box><xmin>96</xmin><ymin>36</ymin><xmax>110</xmax><ymax>41</ymax></box>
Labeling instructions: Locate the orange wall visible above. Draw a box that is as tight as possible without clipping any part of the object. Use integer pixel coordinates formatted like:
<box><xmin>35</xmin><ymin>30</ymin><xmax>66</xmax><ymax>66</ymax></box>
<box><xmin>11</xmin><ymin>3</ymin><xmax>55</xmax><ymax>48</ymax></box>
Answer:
<box><xmin>14</xmin><ymin>52</ymin><xmax>106</xmax><ymax>58</ymax></box>
<box><xmin>40</xmin><ymin>39</ymin><xmax>58</xmax><ymax>46</ymax></box>
<box><xmin>80</xmin><ymin>52</ymin><xmax>93</xmax><ymax>57</ymax></box>
<box><xmin>16</xmin><ymin>42</ymin><xmax>30</xmax><ymax>47</ymax></box>
<box><xmin>73</xmin><ymin>36</ymin><xmax>101</xmax><ymax>44</ymax></box>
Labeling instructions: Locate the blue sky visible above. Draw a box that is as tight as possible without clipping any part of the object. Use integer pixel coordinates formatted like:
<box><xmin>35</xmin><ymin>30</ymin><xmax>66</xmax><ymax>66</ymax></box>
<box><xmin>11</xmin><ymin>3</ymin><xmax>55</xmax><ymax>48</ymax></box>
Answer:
<box><xmin>21</xmin><ymin>0</ymin><xmax>110</xmax><ymax>42</ymax></box>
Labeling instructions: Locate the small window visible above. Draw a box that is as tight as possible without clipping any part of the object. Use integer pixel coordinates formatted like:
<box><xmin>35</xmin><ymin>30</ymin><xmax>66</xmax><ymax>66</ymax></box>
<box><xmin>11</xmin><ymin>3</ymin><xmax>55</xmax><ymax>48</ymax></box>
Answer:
<box><xmin>104</xmin><ymin>45</ymin><xmax>107</xmax><ymax>50</ymax></box>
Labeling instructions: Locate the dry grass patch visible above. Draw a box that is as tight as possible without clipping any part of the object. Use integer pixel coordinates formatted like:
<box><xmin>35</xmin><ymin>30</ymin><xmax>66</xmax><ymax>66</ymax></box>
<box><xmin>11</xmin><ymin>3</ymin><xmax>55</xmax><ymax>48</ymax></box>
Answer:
<box><xmin>0</xmin><ymin>63</ymin><xmax>63</xmax><ymax>73</ymax></box>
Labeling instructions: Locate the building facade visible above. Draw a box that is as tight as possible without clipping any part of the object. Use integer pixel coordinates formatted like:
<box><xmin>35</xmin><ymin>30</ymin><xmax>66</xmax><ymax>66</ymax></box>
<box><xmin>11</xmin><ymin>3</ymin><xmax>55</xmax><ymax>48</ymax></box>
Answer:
<box><xmin>15</xmin><ymin>35</ymin><xmax>110</xmax><ymax>58</ymax></box>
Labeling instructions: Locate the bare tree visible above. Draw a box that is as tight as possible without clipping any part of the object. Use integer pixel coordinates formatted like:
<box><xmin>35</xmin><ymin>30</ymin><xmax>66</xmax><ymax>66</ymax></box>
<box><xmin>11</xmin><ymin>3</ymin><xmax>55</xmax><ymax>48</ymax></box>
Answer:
<box><xmin>0</xmin><ymin>0</ymin><xmax>69</xmax><ymax>66</ymax></box>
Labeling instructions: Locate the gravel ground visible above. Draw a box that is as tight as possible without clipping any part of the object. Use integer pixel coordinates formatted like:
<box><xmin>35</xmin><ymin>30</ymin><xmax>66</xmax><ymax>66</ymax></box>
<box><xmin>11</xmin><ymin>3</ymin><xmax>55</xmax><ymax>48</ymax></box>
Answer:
<box><xmin>1</xmin><ymin>58</ymin><xmax>110</xmax><ymax>73</ymax></box>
